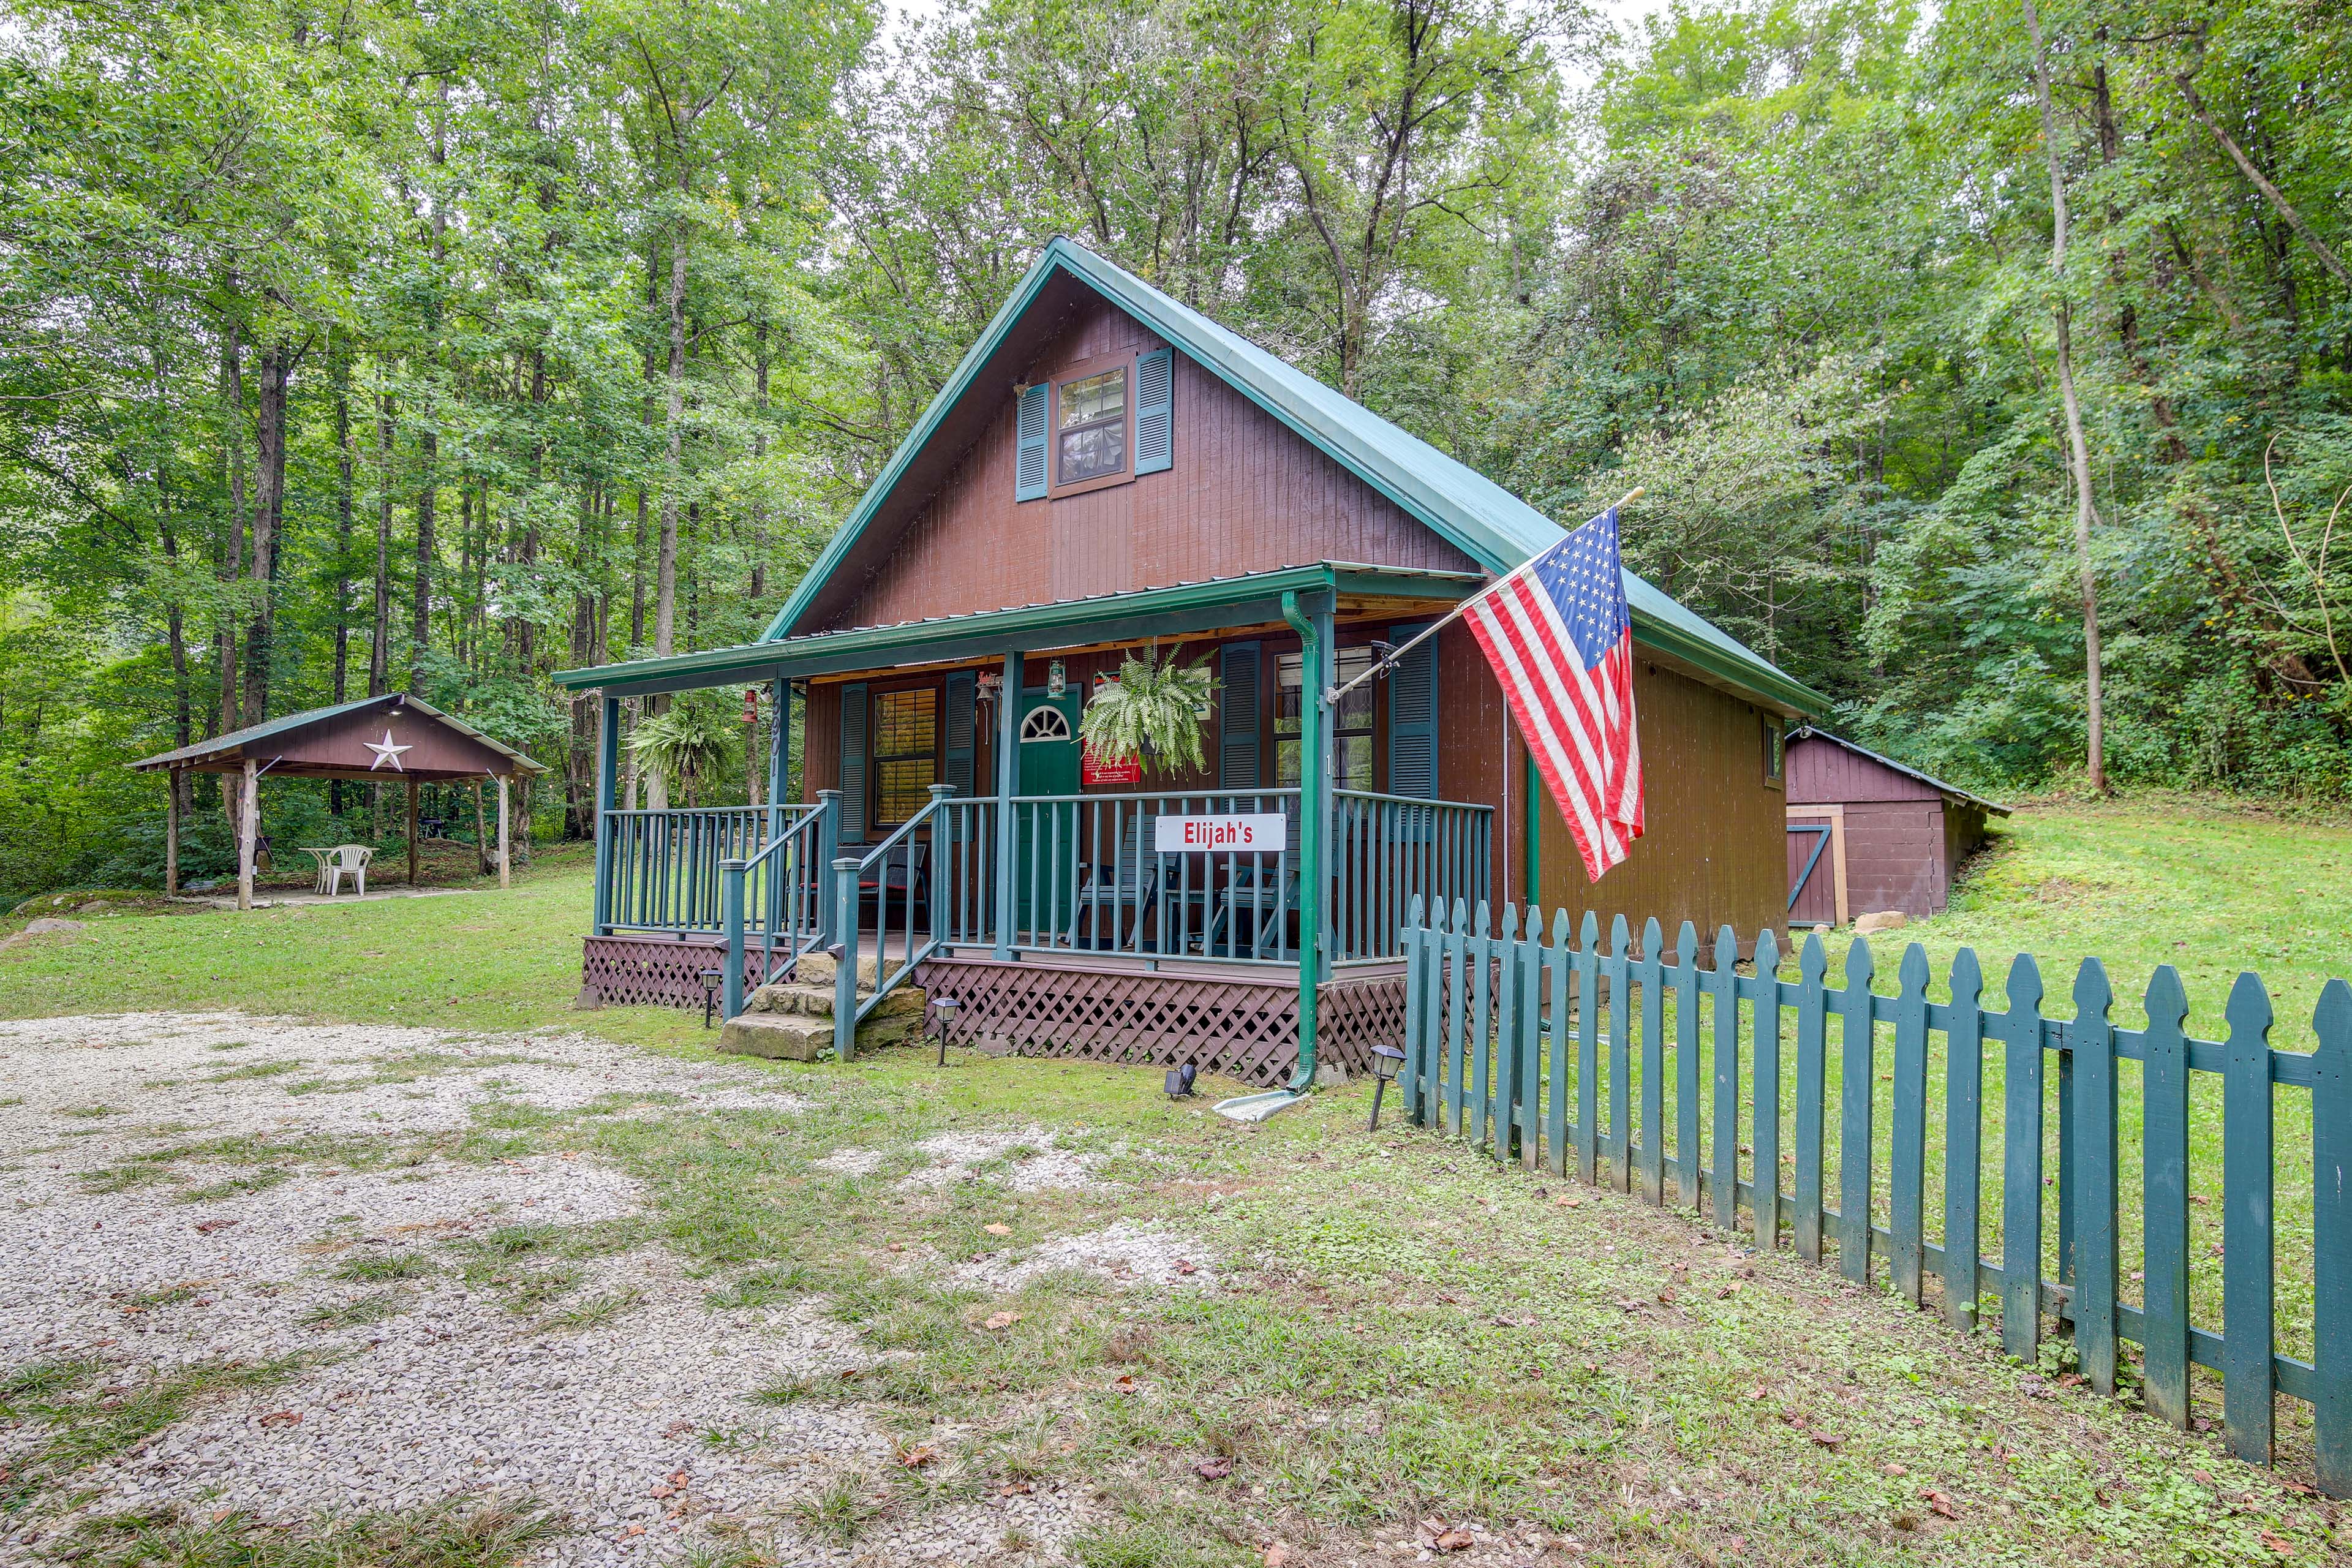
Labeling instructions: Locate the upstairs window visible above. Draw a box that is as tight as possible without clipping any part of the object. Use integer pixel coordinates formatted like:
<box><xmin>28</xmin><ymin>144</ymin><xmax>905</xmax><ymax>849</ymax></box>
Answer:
<box><xmin>1058</xmin><ymin>368</ymin><xmax>1128</xmax><ymax>483</ymax></box>
<box><xmin>1014</xmin><ymin>347</ymin><xmax>1173</xmax><ymax>502</ymax></box>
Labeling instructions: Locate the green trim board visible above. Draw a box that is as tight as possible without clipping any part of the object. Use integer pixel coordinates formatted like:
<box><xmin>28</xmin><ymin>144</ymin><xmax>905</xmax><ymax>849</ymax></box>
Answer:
<box><xmin>745</xmin><ymin>235</ymin><xmax>1822</xmax><ymax>718</ymax></box>
<box><xmin>556</xmin><ymin>559</ymin><xmax>1830</xmax><ymax>715</ymax></box>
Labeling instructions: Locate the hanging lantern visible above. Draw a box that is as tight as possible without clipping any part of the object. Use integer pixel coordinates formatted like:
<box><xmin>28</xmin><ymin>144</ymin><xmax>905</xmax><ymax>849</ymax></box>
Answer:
<box><xmin>742</xmin><ymin>687</ymin><xmax>760</xmax><ymax>726</ymax></box>
<box><xmin>1046</xmin><ymin>660</ymin><xmax>1067</xmax><ymax>698</ymax></box>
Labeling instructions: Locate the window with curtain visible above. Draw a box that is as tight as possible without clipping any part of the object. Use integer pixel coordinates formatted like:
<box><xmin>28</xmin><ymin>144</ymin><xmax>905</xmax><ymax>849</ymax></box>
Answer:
<box><xmin>870</xmin><ymin>687</ymin><xmax>938</xmax><ymax>827</ymax></box>
<box><xmin>1057</xmin><ymin>367</ymin><xmax>1127</xmax><ymax>483</ymax></box>
<box><xmin>1276</xmin><ymin>647</ymin><xmax>1374</xmax><ymax>789</ymax></box>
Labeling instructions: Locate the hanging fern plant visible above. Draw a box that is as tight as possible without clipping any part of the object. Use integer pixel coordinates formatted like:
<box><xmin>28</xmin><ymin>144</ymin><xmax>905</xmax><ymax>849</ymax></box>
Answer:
<box><xmin>1080</xmin><ymin>641</ymin><xmax>1217</xmax><ymax>775</ymax></box>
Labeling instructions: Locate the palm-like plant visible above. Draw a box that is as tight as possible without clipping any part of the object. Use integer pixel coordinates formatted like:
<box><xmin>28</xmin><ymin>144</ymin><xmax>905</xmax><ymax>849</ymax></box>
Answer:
<box><xmin>1080</xmin><ymin>641</ymin><xmax>1217</xmax><ymax>775</ymax></box>
<box><xmin>627</xmin><ymin>695</ymin><xmax>734</xmax><ymax>807</ymax></box>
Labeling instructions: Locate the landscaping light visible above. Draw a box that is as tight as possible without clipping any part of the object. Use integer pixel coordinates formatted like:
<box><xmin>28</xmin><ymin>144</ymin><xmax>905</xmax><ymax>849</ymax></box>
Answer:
<box><xmin>698</xmin><ymin>967</ymin><xmax>723</xmax><ymax>1029</ymax></box>
<box><xmin>1163</xmin><ymin>1061</ymin><xmax>1197</xmax><ymax>1100</ymax></box>
<box><xmin>932</xmin><ymin>997</ymin><xmax>960</xmax><ymax>1068</ymax></box>
<box><xmin>1366</xmin><ymin>1044</ymin><xmax>1407</xmax><ymax>1130</ymax></box>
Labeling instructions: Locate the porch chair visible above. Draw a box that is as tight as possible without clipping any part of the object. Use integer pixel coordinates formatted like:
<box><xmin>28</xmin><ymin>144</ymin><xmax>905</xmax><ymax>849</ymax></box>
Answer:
<box><xmin>323</xmin><ymin>843</ymin><xmax>374</xmax><ymax>897</ymax></box>
<box><xmin>1070</xmin><ymin>812</ymin><xmax>1157</xmax><ymax>951</ymax></box>
<box><xmin>857</xmin><ymin>842</ymin><xmax>930</xmax><ymax>929</ymax></box>
<box><xmin>1203</xmin><ymin>860</ymin><xmax>1301</xmax><ymax>959</ymax></box>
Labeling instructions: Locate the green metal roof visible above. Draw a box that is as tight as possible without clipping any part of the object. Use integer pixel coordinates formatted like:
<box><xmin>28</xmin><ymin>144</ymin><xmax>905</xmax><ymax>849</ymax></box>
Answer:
<box><xmin>748</xmin><ymin>235</ymin><xmax>1826</xmax><ymax>715</ymax></box>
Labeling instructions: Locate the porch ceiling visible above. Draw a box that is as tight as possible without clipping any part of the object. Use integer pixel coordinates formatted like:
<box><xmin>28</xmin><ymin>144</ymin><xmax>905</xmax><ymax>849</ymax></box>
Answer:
<box><xmin>549</xmin><ymin>563</ymin><xmax>1482</xmax><ymax>698</ymax></box>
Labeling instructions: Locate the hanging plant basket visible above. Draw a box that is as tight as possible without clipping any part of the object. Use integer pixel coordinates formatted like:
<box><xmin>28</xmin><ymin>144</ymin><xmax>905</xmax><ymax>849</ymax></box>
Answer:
<box><xmin>1079</xmin><ymin>642</ymin><xmax>1216</xmax><ymax>775</ymax></box>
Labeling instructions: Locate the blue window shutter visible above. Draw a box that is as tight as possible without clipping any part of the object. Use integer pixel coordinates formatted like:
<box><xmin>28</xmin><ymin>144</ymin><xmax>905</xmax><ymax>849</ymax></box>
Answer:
<box><xmin>838</xmin><ymin>682</ymin><xmax>868</xmax><ymax>844</ymax></box>
<box><xmin>1134</xmin><ymin>347</ymin><xmax>1173</xmax><ymax>475</ymax></box>
<box><xmin>1218</xmin><ymin>642</ymin><xmax>1261</xmax><ymax>791</ymax></box>
<box><xmin>1387</xmin><ymin>623</ymin><xmax>1439</xmax><ymax>798</ymax></box>
<box><xmin>1015</xmin><ymin>383</ymin><xmax>1049</xmax><ymax>500</ymax></box>
<box><xmin>943</xmin><ymin>672</ymin><xmax>976</xmax><ymax>797</ymax></box>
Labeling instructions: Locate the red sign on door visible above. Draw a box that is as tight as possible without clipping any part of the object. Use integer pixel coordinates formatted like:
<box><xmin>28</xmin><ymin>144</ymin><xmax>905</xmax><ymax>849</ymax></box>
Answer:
<box><xmin>1081</xmin><ymin>744</ymin><xmax>1141</xmax><ymax>786</ymax></box>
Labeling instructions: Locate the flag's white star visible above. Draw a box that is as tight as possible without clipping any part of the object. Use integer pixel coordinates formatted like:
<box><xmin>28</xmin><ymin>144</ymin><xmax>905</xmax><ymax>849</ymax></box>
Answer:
<box><xmin>365</xmin><ymin>729</ymin><xmax>412</xmax><ymax>771</ymax></box>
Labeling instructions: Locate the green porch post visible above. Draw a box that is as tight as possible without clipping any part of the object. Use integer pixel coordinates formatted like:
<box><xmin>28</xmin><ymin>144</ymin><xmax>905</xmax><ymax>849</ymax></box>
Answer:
<box><xmin>1282</xmin><ymin>591</ymin><xmax>1327</xmax><ymax>1090</ymax></box>
<box><xmin>767</xmin><ymin>677</ymin><xmax>791</xmax><ymax>832</ymax></box>
<box><xmin>992</xmin><ymin>650</ymin><xmax>1022</xmax><ymax>960</ymax></box>
<box><xmin>592</xmin><ymin>694</ymin><xmax>620</xmax><ymax>935</ymax></box>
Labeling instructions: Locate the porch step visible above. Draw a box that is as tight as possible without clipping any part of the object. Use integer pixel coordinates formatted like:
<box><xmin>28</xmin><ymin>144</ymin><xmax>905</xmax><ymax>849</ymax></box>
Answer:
<box><xmin>790</xmin><ymin>951</ymin><xmax>880</xmax><ymax>989</ymax></box>
<box><xmin>739</xmin><ymin>979</ymin><xmax>927</xmax><ymax>1023</ymax></box>
<box><xmin>717</xmin><ymin>1008</ymin><xmax>922</xmax><ymax>1062</ymax></box>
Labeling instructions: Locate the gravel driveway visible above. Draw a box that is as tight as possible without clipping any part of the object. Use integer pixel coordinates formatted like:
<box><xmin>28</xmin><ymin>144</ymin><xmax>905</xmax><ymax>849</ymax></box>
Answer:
<box><xmin>0</xmin><ymin>1013</ymin><xmax>1090</xmax><ymax>1565</ymax></box>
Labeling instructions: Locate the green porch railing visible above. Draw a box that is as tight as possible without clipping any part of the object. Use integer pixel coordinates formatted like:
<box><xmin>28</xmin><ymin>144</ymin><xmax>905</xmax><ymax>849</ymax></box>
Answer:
<box><xmin>715</xmin><ymin>799</ymin><xmax>832</xmax><ymax>1018</ymax></box>
<box><xmin>602</xmin><ymin>807</ymin><xmax>775</xmax><ymax>934</ymax></box>
<box><xmin>1399</xmin><ymin>897</ymin><xmax>2352</xmax><ymax>1496</ymax></box>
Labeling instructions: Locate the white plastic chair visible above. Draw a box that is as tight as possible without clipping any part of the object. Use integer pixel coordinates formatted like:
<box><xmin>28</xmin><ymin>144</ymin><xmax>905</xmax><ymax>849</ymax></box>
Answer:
<box><xmin>324</xmin><ymin>844</ymin><xmax>373</xmax><ymax>897</ymax></box>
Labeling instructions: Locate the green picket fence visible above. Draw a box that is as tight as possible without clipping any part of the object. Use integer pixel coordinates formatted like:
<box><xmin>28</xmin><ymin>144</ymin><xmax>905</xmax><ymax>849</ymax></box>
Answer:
<box><xmin>1397</xmin><ymin>896</ymin><xmax>2351</xmax><ymax>1495</ymax></box>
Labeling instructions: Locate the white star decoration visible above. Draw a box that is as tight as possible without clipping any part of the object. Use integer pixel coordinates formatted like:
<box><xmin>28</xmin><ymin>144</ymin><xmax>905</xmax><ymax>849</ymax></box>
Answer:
<box><xmin>365</xmin><ymin>728</ymin><xmax>413</xmax><ymax>772</ymax></box>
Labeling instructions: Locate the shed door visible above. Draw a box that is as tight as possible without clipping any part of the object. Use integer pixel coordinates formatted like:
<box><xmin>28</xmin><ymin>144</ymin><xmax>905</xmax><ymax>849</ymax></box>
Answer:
<box><xmin>1787</xmin><ymin>812</ymin><xmax>1841</xmax><ymax>928</ymax></box>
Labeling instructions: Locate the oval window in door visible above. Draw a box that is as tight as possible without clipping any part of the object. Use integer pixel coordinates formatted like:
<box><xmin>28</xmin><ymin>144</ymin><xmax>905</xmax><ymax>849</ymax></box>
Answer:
<box><xmin>1019</xmin><ymin>706</ymin><xmax>1072</xmax><ymax>743</ymax></box>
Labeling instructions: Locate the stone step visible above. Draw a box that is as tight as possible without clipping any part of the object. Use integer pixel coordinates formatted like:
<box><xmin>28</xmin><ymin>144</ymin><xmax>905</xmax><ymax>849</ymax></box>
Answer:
<box><xmin>741</xmin><ymin>979</ymin><xmax>927</xmax><ymax>1023</ymax></box>
<box><xmin>715</xmin><ymin>1006</ymin><xmax>920</xmax><ymax>1063</ymax></box>
<box><xmin>788</xmin><ymin>950</ymin><xmax>880</xmax><ymax>989</ymax></box>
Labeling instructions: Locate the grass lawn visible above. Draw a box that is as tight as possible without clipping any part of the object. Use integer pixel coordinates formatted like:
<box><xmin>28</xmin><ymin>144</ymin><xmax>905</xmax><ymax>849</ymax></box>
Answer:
<box><xmin>1</xmin><ymin>797</ymin><xmax>2346</xmax><ymax>1566</ymax></box>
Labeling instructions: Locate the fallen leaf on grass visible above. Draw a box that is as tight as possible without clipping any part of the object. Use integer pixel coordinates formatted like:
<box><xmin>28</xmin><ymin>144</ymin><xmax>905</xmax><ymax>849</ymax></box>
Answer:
<box><xmin>1264</xmin><ymin>1545</ymin><xmax>1291</xmax><ymax>1567</ymax></box>
<box><xmin>981</xmin><ymin>1311</ymin><xmax>1023</xmax><ymax>1330</ymax></box>
<box><xmin>1000</xmin><ymin>1481</ymin><xmax>1033</xmax><ymax>1496</ymax></box>
<box><xmin>982</xmin><ymin>1223</ymin><xmax>1012</xmax><ymax>1237</ymax></box>
<box><xmin>194</xmin><ymin>1219</ymin><xmax>238</xmax><ymax>1234</ymax></box>
<box><xmin>256</xmin><ymin>1411</ymin><xmax>300</xmax><ymax>1428</ymax></box>
<box><xmin>1882</xmin><ymin>1463</ymin><xmax>1907</xmax><ymax>1478</ymax></box>
<box><xmin>1174</xmin><ymin>1259</ymin><xmax>1197</xmax><ymax>1275</ymax></box>
<box><xmin>1554</xmin><ymin>1193</ymin><xmax>1581</xmax><ymax>1208</ymax></box>
<box><xmin>1194</xmin><ymin>1457</ymin><xmax>1233</xmax><ymax>1480</ymax></box>
<box><xmin>1433</xmin><ymin>1528</ymin><xmax>1474</xmax><ymax>1552</ymax></box>
<box><xmin>2260</xmin><ymin>1530</ymin><xmax>2294</xmax><ymax>1555</ymax></box>
<box><xmin>1613</xmin><ymin>1298</ymin><xmax>1644</xmax><ymax>1313</ymax></box>
<box><xmin>1656</xmin><ymin>1288</ymin><xmax>1679</xmax><ymax>1305</ymax></box>
<box><xmin>1920</xmin><ymin>1490</ymin><xmax>1958</xmax><ymax>1519</ymax></box>
<box><xmin>1112</xmin><ymin>1373</ymin><xmax>1136</xmax><ymax>1390</ymax></box>
<box><xmin>898</xmin><ymin>1444</ymin><xmax>940</xmax><ymax>1469</ymax></box>
<box><xmin>1809</xmin><ymin>1430</ymin><xmax>1843</xmax><ymax>1449</ymax></box>
<box><xmin>663</xmin><ymin>1420</ymin><xmax>695</xmax><ymax>1439</ymax></box>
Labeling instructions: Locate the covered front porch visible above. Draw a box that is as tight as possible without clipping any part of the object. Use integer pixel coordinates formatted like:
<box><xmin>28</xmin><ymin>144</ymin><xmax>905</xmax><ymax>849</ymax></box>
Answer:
<box><xmin>558</xmin><ymin>564</ymin><xmax>1498</xmax><ymax>1086</ymax></box>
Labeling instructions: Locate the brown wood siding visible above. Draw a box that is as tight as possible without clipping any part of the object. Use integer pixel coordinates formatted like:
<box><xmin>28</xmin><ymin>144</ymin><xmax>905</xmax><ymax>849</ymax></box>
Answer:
<box><xmin>818</xmin><ymin>297</ymin><xmax>1477</xmax><ymax>633</ymax></box>
<box><xmin>1841</xmin><ymin>799</ymin><xmax>1948</xmax><ymax>918</ymax></box>
<box><xmin>1785</xmin><ymin>735</ymin><xmax>1942</xmax><ymax>805</ymax></box>
<box><xmin>1532</xmin><ymin>662</ymin><xmax>1787</xmax><ymax>954</ymax></box>
<box><xmin>797</xmin><ymin>682</ymin><xmax>838</xmax><ymax>806</ymax></box>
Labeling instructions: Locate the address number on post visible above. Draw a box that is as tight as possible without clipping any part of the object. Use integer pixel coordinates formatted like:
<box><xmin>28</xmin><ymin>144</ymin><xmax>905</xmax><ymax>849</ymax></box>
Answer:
<box><xmin>1154</xmin><ymin>813</ymin><xmax>1289</xmax><ymax>853</ymax></box>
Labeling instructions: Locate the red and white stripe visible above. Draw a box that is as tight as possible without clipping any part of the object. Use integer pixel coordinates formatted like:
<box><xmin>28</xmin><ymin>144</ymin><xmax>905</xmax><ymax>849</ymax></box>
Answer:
<box><xmin>1463</xmin><ymin>560</ymin><xmax>1645</xmax><ymax>883</ymax></box>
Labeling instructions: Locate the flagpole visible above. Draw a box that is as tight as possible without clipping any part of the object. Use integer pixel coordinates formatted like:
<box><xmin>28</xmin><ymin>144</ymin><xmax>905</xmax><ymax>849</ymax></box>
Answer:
<box><xmin>1323</xmin><ymin>487</ymin><xmax>1646</xmax><ymax>707</ymax></box>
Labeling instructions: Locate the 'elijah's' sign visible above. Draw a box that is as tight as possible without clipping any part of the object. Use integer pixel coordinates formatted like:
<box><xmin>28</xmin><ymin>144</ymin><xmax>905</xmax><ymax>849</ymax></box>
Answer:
<box><xmin>1154</xmin><ymin>813</ymin><xmax>1288</xmax><ymax>853</ymax></box>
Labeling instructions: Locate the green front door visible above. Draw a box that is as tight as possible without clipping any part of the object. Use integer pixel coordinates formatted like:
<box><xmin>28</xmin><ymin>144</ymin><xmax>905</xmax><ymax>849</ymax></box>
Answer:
<box><xmin>1015</xmin><ymin>688</ymin><xmax>1081</xmax><ymax>935</ymax></box>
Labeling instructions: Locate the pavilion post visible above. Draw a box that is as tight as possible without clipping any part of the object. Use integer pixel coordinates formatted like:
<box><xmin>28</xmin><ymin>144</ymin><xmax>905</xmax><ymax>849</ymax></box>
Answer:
<box><xmin>236</xmin><ymin>758</ymin><xmax>257</xmax><ymax>911</ymax></box>
<box><xmin>406</xmin><ymin>777</ymin><xmax>419</xmax><ymax>887</ymax></box>
<box><xmin>497</xmin><ymin>773</ymin><xmax>511</xmax><ymax>889</ymax></box>
<box><xmin>164</xmin><ymin>771</ymin><xmax>179</xmax><ymax>896</ymax></box>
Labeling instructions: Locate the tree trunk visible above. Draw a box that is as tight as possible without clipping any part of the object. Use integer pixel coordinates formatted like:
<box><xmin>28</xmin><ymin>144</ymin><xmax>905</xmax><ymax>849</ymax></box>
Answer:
<box><xmin>413</xmin><ymin>429</ymin><xmax>436</xmax><ymax>692</ymax></box>
<box><xmin>243</xmin><ymin>339</ymin><xmax>288</xmax><ymax>728</ymax></box>
<box><xmin>655</xmin><ymin>210</ymin><xmax>687</xmax><ymax>662</ymax></box>
<box><xmin>2174</xmin><ymin>74</ymin><xmax>2350</xmax><ymax>286</ymax></box>
<box><xmin>218</xmin><ymin>314</ymin><xmax>246</xmax><ymax>829</ymax></box>
<box><xmin>751</xmin><ymin>322</ymin><xmax>769</xmax><ymax>599</ymax></box>
<box><xmin>331</xmin><ymin>350</ymin><xmax>355</xmax><ymax>708</ymax></box>
<box><xmin>2026</xmin><ymin>0</ymin><xmax>2105</xmax><ymax>793</ymax></box>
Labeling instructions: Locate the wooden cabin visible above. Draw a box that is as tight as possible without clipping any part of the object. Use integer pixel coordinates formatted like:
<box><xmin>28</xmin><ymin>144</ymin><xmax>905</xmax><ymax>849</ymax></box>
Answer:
<box><xmin>1784</xmin><ymin>728</ymin><xmax>2009</xmax><ymax>926</ymax></box>
<box><xmin>553</xmin><ymin>238</ymin><xmax>1826</xmax><ymax>1086</ymax></box>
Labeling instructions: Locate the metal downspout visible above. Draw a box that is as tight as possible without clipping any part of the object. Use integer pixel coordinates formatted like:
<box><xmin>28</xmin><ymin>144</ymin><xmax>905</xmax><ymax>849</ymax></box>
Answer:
<box><xmin>1281</xmin><ymin>589</ymin><xmax>1322</xmax><ymax>1093</ymax></box>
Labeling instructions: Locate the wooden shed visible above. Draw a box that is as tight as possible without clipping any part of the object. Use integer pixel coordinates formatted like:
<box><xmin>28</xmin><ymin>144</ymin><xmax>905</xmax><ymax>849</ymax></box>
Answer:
<box><xmin>1783</xmin><ymin>728</ymin><xmax>2008</xmax><ymax>926</ymax></box>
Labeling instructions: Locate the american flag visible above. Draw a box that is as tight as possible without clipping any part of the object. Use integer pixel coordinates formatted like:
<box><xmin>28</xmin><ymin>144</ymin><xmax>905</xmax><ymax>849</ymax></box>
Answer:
<box><xmin>1462</xmin><ymin>507</ymin><xmax>1645</xmax><ymax>881</ymax></box>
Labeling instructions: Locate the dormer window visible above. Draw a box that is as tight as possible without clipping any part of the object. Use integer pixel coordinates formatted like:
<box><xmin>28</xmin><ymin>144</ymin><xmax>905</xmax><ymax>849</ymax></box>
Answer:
<box><xmin>1058</xmin><ymin>368</ymin><xmax>1128</xmax><ymax>482</ymax></box>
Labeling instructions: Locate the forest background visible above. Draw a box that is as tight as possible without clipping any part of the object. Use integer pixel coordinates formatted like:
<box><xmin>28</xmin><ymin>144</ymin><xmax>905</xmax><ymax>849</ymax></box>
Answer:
<box><xmin>0</xmin><ymin>0</ymin><xmax>2345</xmax><ymax>893</ymax></box>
